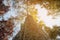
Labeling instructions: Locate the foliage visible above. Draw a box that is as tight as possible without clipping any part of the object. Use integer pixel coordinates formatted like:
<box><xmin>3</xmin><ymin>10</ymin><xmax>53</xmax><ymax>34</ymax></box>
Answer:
<box><xmin>0</xmin><ymin>0</ymin><xmax>14</xmax><ymax>40</ymax></box>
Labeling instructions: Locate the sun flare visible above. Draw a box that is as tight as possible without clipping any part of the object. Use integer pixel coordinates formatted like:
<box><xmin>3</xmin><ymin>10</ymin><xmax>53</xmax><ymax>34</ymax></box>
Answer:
<box><xmin>35</xmin><ymin>4</ymin><xmax>60</xmax><ymax>28</ymax></box>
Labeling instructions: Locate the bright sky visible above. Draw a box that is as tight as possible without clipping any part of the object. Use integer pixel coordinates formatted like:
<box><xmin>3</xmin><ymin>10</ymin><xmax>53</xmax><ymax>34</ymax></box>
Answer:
<box><xmin>35</xmin><ymin>4</ymin><xmax>60</xmax><ymax>28</ymax></box>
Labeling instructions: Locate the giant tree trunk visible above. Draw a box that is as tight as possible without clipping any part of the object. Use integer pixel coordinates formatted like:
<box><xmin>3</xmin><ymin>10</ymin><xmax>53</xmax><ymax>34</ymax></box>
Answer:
<box><xmin>13</xmin><ymin>15</ymin><xmax>51</xmax><ymax>40</ymax></box>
